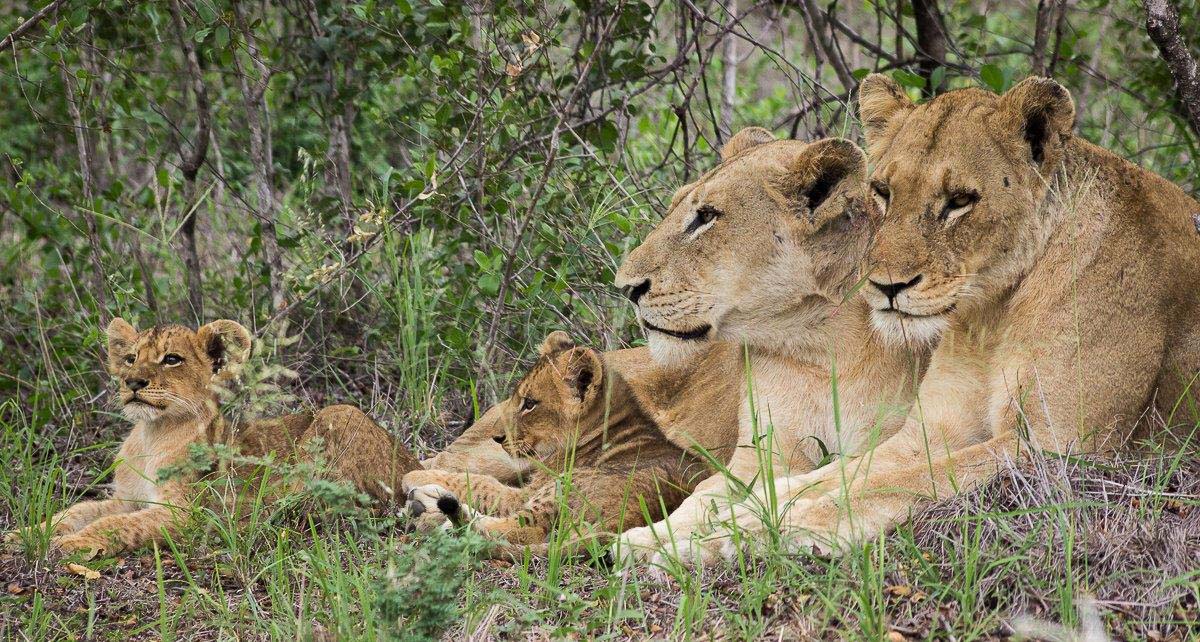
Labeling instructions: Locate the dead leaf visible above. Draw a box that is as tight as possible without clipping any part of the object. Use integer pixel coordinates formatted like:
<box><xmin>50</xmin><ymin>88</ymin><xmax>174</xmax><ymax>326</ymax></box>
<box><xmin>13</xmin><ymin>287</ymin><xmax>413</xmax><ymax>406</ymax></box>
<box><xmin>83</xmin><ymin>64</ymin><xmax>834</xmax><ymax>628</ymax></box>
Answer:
<box><xmin>6</xmin><ymin>582</ymin><xmax>24</xmax><ymax>595</ymax></box>
<box><xmin>65</xmin><ymin>562</ymin><xmax>100</xmax><ymax>580</ymax></box>
<box><xmin>505</xmin><ymin>62</ymin><xmax>523</xmax><ymax>77</ymax></box>
<box><xmin>522</xmin><ymin>31</ymin><xmax>542</xmax><ymax>51</ymax></box>
<box><xmin>885</xmin><ymin>584</ymin><xmax>912</xmax><ymax>597</ymax></box>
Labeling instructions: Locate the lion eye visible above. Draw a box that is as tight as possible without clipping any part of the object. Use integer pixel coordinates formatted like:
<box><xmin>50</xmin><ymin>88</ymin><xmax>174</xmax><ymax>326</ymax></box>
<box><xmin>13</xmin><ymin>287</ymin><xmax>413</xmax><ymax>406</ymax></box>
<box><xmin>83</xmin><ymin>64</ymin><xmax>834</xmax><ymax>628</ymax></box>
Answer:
<box><xmin>685</xmin><ymin>205</ymin><xmax>721</xmax><ymax>235</ymax></box>
<box><xmin>123</xmin><ymin>354</ymin><xmax>136</xmax><ymax>365</ymax></box>
<box><xmin>870</xmin><ymin>181</ymin><xmax>890</xmax><ymax>202</ymax></box>
<box><xmin>161</xmin><ymin>354</ymin><xmax>184</xmax><ymax>366</ymax></box>
<box><xmin>520</xmin><ymin>397</ymin><xmax>538</xmax><ymax>413</ymax></box>
<box><xmin>940</xmin><ymin>191</ymin><xmax>979</xmax><ymax>222</ymax></box>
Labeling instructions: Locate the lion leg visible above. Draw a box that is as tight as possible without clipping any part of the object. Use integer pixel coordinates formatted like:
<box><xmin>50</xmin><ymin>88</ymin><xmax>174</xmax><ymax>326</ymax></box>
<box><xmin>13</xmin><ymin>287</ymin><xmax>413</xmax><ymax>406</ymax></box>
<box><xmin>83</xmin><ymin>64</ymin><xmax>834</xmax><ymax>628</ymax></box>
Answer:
<box><xmin>5</xmin><ymin>499</ymin><xmax>132</xmax><ymax>545</ymax></box>
<box><xmin>51</xmin><ymin>483</ymin><xmax>192</xmax><ymax>559</ymax></box>
<box><xmin>301</xmin><ymin>405</ymin><xmax>421</xmax><ymax>504</ymax></box>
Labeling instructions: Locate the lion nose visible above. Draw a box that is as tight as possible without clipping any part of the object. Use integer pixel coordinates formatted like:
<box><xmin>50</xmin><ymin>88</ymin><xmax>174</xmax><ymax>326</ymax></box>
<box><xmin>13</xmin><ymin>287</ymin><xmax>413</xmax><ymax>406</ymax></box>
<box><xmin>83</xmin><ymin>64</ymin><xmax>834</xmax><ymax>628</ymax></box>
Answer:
<box><xmin>493</xmin><ymin>434</ymin><xmax>506</xmax><ymax>444</ymax></box>
<box><xmin>870</xmin><ymin>275</ymin><xmax>923</xmax><ymax>305</ymax></box>
<box><xmin>622</xmin><ymin>279</ymin><xmax>651</xmax><ymax>304</ymax></box>
<box><xmin>126</xmin><ymin>378</ymin><xmax>149</xmax><ymax>391</ymax></box>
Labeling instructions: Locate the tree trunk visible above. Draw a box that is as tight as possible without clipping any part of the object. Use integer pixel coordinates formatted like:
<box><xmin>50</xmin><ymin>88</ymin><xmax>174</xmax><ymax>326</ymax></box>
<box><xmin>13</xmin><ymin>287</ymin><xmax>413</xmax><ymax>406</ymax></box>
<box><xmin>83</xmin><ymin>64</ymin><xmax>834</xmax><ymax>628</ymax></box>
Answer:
<box><xmin>911</xmin><ymin>0</ymin><xmax>949</xmax><ymax>95</ymax></box>
<box><xmin>169</xmin><ymin>0</ymin><xmax>211</xmax><ymax>322</ymax></box>
<box><xmin>59</xmin><ymin>61</ymin><xmax>108</xmax><ymax>314</ymax></box>
<box><xmin>719</xmin><ymin>0</ymin><xmax>738</xmax><ymax>140</ymax></box>
<box><xmin>232</xmin><ymin>0</ymin><xmax>285</xmax><ymax>312</ymax></box>
<box><xmin>1145</xmin><ymin>0</ymin><xmax>1200</xmax><ymax>140</ymax></box>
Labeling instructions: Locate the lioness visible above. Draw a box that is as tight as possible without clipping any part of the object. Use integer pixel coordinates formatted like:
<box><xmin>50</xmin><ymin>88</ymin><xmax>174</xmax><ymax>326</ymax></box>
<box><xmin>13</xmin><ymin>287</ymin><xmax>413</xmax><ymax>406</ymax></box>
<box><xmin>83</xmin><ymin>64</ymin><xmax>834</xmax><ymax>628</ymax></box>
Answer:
<box><xmin>611</xmin><ymin>129</ymin><xmax>928</xmax><ymax>565</ymax></box>
<box><xmin>10</xmin><ymin>318</ymin><xmax>421</xmax><ymax>559</ymax></box>
<box><xmin>403</xmin><ymin>332</ymin><xmax>712</xmax><ymax>550</ymax></box>
<box><xmin>705</xmin><ymin>75</ymin><xmax>1200</xmax><ymax>558</ymax></box>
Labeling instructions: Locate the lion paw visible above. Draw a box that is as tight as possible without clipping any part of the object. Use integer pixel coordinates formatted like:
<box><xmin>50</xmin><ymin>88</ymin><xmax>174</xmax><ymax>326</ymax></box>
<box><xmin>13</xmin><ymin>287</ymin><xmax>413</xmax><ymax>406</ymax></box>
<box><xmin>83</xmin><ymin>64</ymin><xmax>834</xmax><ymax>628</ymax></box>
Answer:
<box><xmin>52</xmin><ymin>535</ymin><xmax>107</xmax><ymax>560</ymax></box>
<box><xmin>406</xmin><ymin>484</ymin><xmax>463</xmax><ymax>527</ymax></box>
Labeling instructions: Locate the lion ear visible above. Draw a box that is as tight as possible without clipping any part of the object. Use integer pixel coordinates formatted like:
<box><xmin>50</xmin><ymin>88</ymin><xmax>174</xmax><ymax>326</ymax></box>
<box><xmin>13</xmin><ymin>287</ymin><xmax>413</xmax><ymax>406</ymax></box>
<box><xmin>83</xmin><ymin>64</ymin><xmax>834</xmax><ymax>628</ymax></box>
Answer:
<box><xmin>720</xmin><ymin>126</ymin><xmax>775</xmax><ymax>161</ymax></box>
<box><xmin>785</xmin><ymin>138</ymin><xmax>867</xmax><ymax>215</ymax></box>
<box><xmin>538</xmin><ymin>330</ymin><xmax>575</xmax><ymax>357</ymax></box>
<box><xmin>554</xmin><ymin>346</ymin><xmax>604</xmax><ymax>406</ymax></box>
<box><xmin>857</xmin><ymin>74</ymin><xmax>914</xmax><ymax>142</ymax></box>
<box><xmin>195</xmin><ymin>320</ymin><xmax>252</xmax><ymax>379</ymax></box>
<box><xmin>999</xmin><ymin>77</ymin><xmax>1075</xmax><ymax>169</ymax></box>
<box><xmin>106</xmin><ymin>318</ymin><xmax>139</xmax><ymax>370</ymax></box>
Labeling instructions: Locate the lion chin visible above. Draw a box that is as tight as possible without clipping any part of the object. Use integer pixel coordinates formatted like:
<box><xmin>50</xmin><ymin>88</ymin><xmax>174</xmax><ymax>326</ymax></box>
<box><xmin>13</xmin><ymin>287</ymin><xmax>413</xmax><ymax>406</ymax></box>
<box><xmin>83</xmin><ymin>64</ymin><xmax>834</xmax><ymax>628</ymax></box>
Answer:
<box><xmin>646</xmin><ymin>331</ymin><xmax>710</xmax><ymax>366</ymax></box>
<box><xmin>869</xmin><ymin>310</ymin><xmax>949</xmax><ymax>348</ymax></box>
<box><xmin>121</xmin><ymin>401</ymin><xmax>164</xmax><ymax>423</ymax></box>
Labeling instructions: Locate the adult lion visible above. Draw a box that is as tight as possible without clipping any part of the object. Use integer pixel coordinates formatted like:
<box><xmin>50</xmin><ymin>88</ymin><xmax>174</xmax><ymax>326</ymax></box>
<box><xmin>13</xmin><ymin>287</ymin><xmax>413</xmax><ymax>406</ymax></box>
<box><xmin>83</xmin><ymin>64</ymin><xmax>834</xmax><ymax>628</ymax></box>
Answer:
<box><xmin>611</xmin><ymin>129</ymin><xmax>928</xmax><ymax>564</ymax></box>
<box><xmin>699</xmin><ymin>76</ymin><xmax>1200</xmax><ymax>560</ymax></box>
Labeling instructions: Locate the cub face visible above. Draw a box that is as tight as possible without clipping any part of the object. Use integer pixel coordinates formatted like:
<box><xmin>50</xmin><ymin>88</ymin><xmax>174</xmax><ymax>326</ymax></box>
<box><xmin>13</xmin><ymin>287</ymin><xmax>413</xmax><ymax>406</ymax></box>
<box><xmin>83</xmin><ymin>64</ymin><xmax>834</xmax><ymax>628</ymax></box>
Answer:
<box><xmin>856</xmin><ymin>74</ymin><xmax>1075</xmax><ymax>345</ymax></box>
<box><xmin>615</xmin><ymin>127</ymin><xmax>875</xmax><ymax>364</ymax></box>
<box><xmin>491</xmin><ymin>331</ymin><xmax>604</xmax><ymax>461</ymax></box>
<box><xmin>105</xmin><ymin>318</ymin><xmax>251</xmax><ymax>423</ymax></box>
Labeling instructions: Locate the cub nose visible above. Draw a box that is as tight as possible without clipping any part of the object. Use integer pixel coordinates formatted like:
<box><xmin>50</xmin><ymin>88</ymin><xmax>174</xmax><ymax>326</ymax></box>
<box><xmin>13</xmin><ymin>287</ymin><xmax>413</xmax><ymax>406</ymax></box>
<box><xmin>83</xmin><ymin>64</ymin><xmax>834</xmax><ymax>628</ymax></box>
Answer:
<box><xmin>622</xmin><ymin>279</ymin><xmax>651</xmax><ymax>304</ymax></box>
<box><xmin>126</xmin><ymin>378</ymin><xmax>149</xmax><ymax>392</ymax></box>
<box><xmin>870</xmin><ymin>275</ymin><xmax>923</xmax><ymax>304</ymax></box>
<box><xmin>492</xmin><ymin>434</ymin><xmax>506</xmax><ymax>444</ymax></box>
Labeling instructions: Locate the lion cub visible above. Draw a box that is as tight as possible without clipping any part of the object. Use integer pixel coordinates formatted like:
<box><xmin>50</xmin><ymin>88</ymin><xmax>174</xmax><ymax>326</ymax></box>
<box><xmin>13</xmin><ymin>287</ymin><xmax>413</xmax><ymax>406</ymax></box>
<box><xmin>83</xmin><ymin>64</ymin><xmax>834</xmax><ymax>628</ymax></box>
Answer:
<box><xmin>403</xmin><ymin>332</ymin><xmax>710</xmax><ymax>549</ymax></box>
<box><xmin>11</xmin><ymin>318</ymin><xmax>420</xmax><ymax>559</ymax></box>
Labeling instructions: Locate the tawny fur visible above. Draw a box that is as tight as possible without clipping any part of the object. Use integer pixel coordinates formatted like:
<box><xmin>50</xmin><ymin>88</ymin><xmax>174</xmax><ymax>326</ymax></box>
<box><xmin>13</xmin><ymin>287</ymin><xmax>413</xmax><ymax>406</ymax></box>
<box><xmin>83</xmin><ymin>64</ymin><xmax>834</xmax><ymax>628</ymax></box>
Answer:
<box><xmin>609</xmin><ymin>129</ymin><xmax>929</xmax><ymax>565</ymax></box>
<box><xmin>403</xmin><ymin>332</ymin><xmax>714</xmax><ymax>553</ymax></box>
<box><xmin>699</xmin><ymin>76</ymin><xmax>1200</xmax><ymax>562</ymax></box>
<box><xmin>11</xmin><ymin>318</ymin><xmax>420</xmax><ymax>559</ymax></box>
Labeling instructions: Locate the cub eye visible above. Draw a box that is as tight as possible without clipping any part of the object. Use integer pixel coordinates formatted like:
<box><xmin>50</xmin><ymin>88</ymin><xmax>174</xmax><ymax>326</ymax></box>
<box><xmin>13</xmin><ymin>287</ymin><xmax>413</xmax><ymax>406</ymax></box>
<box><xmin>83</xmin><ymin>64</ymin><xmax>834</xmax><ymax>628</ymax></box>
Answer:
<box><xmin>684</xmin><ymin>205</ymin><xmax>721</xmax><ymax>235</ymax></box>
<box><xmin>940</xmin><ymin>191</ymin><xmax>979</xmax><ymax>222</ymax></box>
<box><xmin>123</xmin><ymin>354</ymin><xmax>135</xmax><ymax>365</ymax></box>
<box><xmin>520</xmin><ymin>397</ymin><xmax>538</xmax><ymax>413</ymax></box>
<box><xmin>161</xmin><ymin>354</ymin><xmax>184</xmax><ymax>366</ymax></box>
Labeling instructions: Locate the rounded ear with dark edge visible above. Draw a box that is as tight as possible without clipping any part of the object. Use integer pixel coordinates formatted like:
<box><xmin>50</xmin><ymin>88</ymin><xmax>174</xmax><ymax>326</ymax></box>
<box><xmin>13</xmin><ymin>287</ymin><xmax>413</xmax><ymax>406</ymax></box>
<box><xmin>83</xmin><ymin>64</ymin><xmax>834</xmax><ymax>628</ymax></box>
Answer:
<box><xmin>195</xmin><ymin>320</ymin><xmax>252</xmax><ymax>379</ymax></box>
<box><xmin>538</xmin><ymin>330</ymin><xmax>575</xmax><ymax>357</ymax></box>
<box><xmin>999</xmin><ymin>77</ymin><xmax>1075</xmax><ymax>169</ymax></box>
<box><xmin>857</xmin><ymin>73</ymin><xmax>914</xmax><ymax>142</ymax></box>
<box><xmin>106</xmin><ymin>318</ymin><xmax>139</xmax><ymax>370</ymax></box>
<box><xmin>784</xmin><ymin>138</ymin><xmax>867</xmax><ymax>216</ymax></box>
<box><xmin>555</xmin><ymin>347</ymin><xmax>604</xmax><ymax>406</ymax></box>
<box><xmin>720</xmin><ymin>126</ymin><xmax>776</xmax><ymax>162</ymax></box>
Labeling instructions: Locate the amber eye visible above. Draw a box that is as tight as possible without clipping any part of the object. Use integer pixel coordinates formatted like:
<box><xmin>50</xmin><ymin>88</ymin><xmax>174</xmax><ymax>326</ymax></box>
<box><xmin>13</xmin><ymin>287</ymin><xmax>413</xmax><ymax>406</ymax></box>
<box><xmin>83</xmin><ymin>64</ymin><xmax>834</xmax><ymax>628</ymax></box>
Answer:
<box><xmin>123</xmin><ymin>354</ymin><xmax>135</xmax><ymax>365</ymax></box>
<box><xmin>161</xmin><ymin>354</ymin><xmax>184</xmax><ymax>366</ymax></box>
<box><xmin>948</xmin><ymin>193</ymin><xmax>976</xmax><ymax>208</ymax></box>
<box><xmin>684</xmin><ymin>205</ymin><xmax>722</xmax><ymax>235</ymax></box>
<box><xmin>871</xmin><ymin>181</ymin><xmax>890</xmax><ymax>202</ymax></box>
<box><xmin>520</xmin><ymin>397</ymin><xmax>538</xmax><ymax>413</ymax></box>
<box><xmin>940</xmin><ymin>191</ymin><xmax>979</xmax><ymax>222</ymax></box>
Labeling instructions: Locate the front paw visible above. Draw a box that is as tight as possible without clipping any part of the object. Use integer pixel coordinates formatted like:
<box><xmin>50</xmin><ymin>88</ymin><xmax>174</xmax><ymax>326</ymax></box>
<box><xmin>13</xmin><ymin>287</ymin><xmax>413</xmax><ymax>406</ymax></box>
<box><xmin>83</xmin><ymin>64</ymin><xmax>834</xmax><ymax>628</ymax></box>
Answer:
<box><xmin>611</xmin><ymin>525</ymin><xmax>664</xmax><ymax>567</ymax></box>
<box><xmin>406</xmin><ymin>484</ymin><xmax>463</xmax><ymax>527</ymax></box>
<box><xmin>52</xmin><ymin>535</ymin><xmax>108</xmax><ymax>560</ymax></box>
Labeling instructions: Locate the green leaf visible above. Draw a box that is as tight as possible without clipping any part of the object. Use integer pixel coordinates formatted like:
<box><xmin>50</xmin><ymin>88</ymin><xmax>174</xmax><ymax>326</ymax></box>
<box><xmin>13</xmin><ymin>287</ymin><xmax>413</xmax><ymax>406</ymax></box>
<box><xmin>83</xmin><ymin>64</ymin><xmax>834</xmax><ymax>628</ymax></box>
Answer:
<box><xmin>892</xmin><ymin>70</ymin><xmax>926</xmax><ymax>89</ymax></box>
<box><xmin>980</xmin><ymin>64</ymin><xmax>1005</xmax><ymax>93</ymax></box>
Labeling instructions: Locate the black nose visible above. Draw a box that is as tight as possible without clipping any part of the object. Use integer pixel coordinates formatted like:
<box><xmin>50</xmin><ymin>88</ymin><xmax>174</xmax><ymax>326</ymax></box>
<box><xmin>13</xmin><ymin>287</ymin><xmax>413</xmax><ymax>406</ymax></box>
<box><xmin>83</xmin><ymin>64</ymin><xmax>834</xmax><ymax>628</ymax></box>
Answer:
<box><xmin>870</xmin><ymin>275</ymin><xmax>923</xmax><ymax>304</ymax></box>
<box><xmin>126</xmin><ymin>378</ymin><xmax>149</xmax><ymax>392</ymax></box>
<box><xmin>493</xmin><ymin>435</ymin><xmax>506</xmax><ymax>444</ymax></box>
<box><xmin>622</xmin><ymin>279</ymin><xmax>651</xmax><ymax>304</ymax></box>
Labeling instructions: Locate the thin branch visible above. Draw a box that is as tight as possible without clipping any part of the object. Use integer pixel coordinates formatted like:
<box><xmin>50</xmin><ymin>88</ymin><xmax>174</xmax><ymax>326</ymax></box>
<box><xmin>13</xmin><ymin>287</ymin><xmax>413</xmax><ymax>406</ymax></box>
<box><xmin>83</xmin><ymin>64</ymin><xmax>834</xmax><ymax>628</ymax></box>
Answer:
<box><xmin>0</xmin><ymin>0</ymin><xmax>68</xmax><ymax>53</ymax></box>
<box><xmin>1144</xmin><ymin>0</ymin><xmax>1200</xmax><ymax>140</ymax></box>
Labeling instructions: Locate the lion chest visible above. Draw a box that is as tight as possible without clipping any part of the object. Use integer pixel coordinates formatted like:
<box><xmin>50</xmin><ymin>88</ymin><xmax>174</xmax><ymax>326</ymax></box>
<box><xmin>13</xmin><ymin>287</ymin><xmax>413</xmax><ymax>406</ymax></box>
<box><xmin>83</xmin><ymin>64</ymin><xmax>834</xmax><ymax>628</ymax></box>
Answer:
<box><xmin>111</xmin><ymin>425</ymin><xmax>194</xmax><ymax>505</ymax></box>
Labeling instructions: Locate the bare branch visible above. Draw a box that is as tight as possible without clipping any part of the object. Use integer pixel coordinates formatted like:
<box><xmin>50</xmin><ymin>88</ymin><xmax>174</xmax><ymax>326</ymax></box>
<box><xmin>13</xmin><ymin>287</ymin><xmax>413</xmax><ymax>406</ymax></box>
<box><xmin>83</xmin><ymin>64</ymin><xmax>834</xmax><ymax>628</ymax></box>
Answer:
<box><xmin>0</xmin><ymin>0</ymin><xmax>68</xmax><ymax>53</ymax></box>
<box><xmin>1145</xmin><ymin>0</ymin><xmax>1200</xmax><ymax>140</ymax></box>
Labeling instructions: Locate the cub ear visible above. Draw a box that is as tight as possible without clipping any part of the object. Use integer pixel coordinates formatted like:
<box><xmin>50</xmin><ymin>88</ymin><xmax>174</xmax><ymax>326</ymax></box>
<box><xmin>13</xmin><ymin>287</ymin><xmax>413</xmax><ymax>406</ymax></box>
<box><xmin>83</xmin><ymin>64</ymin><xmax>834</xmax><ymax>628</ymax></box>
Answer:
<box><xmin>857</xmin><ymin>73</ymin><xmax>914</xmax><ymax>142</ymax></box>
<box><xmin>999</xmin><ymin>77</ymin><xmax>1075</xmax><ymax>168</ymax></box>
<box><xmin>720</xmin><ymin>126</ymin><xmax>775</xmax><ymax>161</ymax></box>
<box><xmin>538</xmin><ymin>330</ymin><xmax>575</xmax><ymax>357</ymax></box>
<box><xmin>555</xmin><ymin>346</ymin><xmax>604</xmax><ymax>406</ymax></box>
<box><xmin>195</xmin><ymin>320</ymin><xmax>252</xmax><ymax>379</ymax></box>
<box><xmin>785</xmin><ymin>138</ymin><xmax>867</xmax><ymax>216</ymax></box>
<box><xmin>106</xmin><ymin>317</ymin><xmax>139</xmax><ymax>370</ymax></box>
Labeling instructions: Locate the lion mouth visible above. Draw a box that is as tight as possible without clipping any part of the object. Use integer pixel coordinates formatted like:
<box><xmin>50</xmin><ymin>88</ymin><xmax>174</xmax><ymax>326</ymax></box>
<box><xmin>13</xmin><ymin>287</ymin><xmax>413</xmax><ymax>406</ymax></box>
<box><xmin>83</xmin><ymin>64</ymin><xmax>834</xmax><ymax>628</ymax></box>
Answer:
<box><xmin>125</xmin><ymin>396</ymin><xmax>164</xmax><ymax>409</ymax></box>
<box><xmin>642</xmin><ymin>321</ymin><xmax>712</xmax><ymax>341</ymax></box>
<box><xmin>876</xmin><ymin>303</ymin><xmax>956</xmax><ymax>319</ymax></box>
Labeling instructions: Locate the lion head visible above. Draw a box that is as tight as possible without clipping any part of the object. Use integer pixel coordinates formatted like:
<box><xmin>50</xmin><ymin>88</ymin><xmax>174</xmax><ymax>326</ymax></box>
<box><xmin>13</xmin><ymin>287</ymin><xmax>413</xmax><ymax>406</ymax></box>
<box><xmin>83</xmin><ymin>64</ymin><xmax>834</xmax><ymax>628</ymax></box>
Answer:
<box><xmin>105</xmin><ymin>318</ymin><xmax>252</xmax><ymax>423</ymax></box>
<box><xmin>489</xmin><ymin>331</ymin><xmax>609</xmax><ymax>462</ymax></box>
<box><xmin>856</xmin><ymin>74</ymin><xmax>1075</xmax><ymax>345</ymax></box>
<box><xmin>614</xmin><ymin>128</ymin><xmax>875</xmax><ymax>363</ymax></box>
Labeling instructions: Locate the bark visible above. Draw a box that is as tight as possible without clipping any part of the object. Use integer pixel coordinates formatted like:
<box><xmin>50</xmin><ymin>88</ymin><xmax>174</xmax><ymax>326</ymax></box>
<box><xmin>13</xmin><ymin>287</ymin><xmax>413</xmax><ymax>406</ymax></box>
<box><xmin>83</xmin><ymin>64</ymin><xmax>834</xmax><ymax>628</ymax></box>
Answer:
<box><xmin>1145</xmin><ymin>0</ymin><xmax>1200</xmax><ymax>140</ymax></box>
<box><xmin>231</xmin><ymin>0</ymin><xmax>285</xmax><ymax>312</ymax></box>
<box><xmin>719</xmin><ymin>0</ymin><xmax>738</xmax><ymax>140</ymax></box>
<box><xmin>59</xmin><ymin>62</ymin><xmax>109</xmax><ymax>313</ymax></box>
<box><xmin>169</xmin><ymin>0</ymin><xmax>211</xmax><ymax>322</ymax></box>
<box><xmin>1032</xmin><ymin>0</ymin><xmax>1067</xmax><ymax>77</ymax></box>
<box><xmin>911</xmin><ymin>0</ymin><xmax>949</xmax><ymax>94</ymax></box>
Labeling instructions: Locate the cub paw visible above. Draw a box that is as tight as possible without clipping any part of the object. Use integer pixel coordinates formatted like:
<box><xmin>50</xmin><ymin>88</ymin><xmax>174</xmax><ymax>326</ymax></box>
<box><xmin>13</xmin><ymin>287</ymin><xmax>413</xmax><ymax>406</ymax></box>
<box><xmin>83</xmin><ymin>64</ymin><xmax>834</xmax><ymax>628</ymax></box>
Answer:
<box><xmin>52</xmin><ymin>535</ymin><xmax>107</xmax><ymax>560</ymax></box>
<box><xmin>406</xmin><ymin>484</ymin><xmax>463</xmax><ymax>527</ymax></box>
